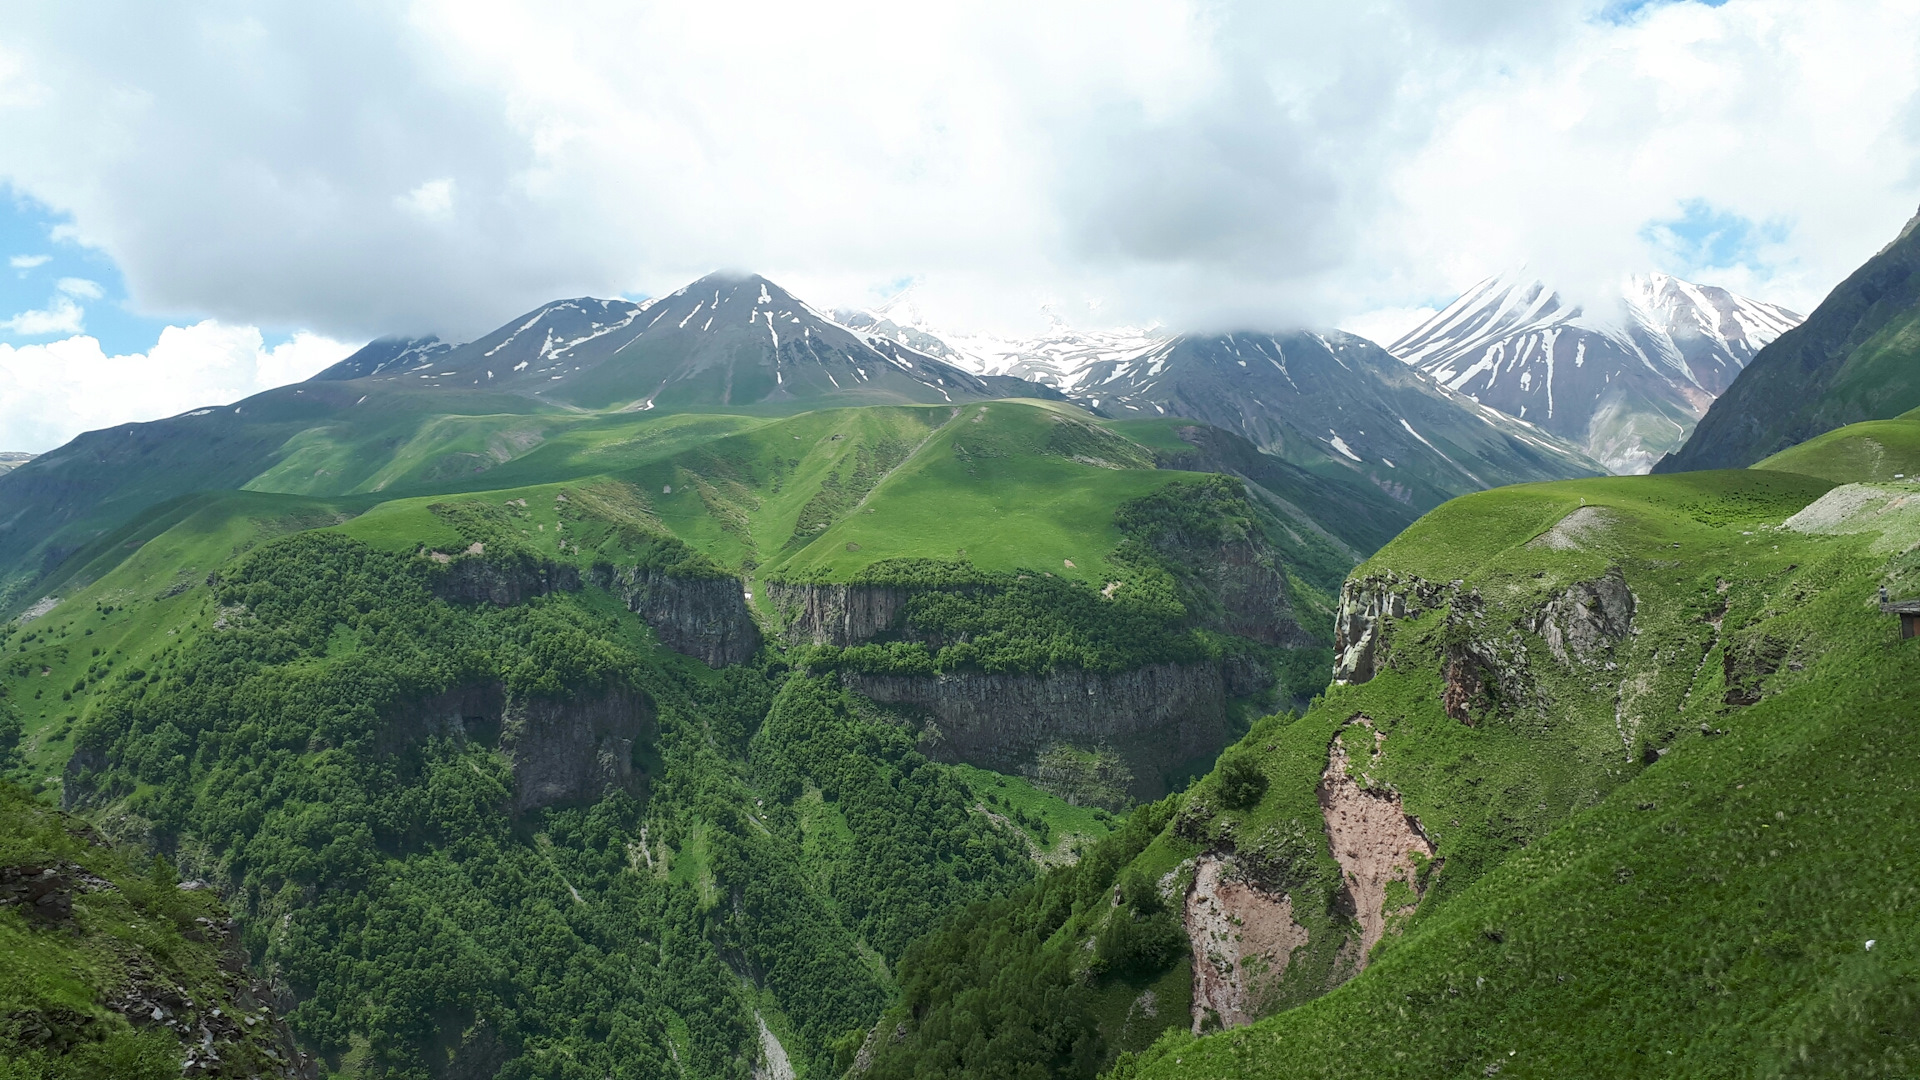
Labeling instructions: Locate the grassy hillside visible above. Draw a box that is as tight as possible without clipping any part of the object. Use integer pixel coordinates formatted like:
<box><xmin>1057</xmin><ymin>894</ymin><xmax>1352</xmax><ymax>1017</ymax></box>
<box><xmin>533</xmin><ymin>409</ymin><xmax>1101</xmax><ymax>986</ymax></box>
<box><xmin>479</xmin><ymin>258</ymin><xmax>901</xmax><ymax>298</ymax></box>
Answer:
<box><xmin>1755</xmin><ymin>410</ymin><xmax>1920</xmax><ymax>484</ymax></box>
<box><xmin>1</xmin><ymin>393</ymin><xmax>1368</xmax><ymax>1078</ymax></box>
<box><xmin>0</xmin><ymin>779</ymin><xmax>313</xmax><ymax>1079</ymax></box>
<box><xmin>872</xmin><ymin>464</ymin><xmax>1920</xmax><ymax>1078</ymax></box>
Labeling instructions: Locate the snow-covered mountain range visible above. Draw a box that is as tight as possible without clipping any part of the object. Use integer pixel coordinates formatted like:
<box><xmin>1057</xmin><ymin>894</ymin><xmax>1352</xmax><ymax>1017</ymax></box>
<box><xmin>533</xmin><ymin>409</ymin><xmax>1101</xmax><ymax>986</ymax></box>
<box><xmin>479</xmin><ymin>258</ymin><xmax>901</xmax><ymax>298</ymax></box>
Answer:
<box><xmin>831</xmin><ymin>301</ymin><xmax>1600</xmax><ymax>507</ymax></box>
<box><xmin>1388</xmin><ymin>273</ymin><xmax>1802</xmax><ymax>473</ymax></box>
<box><xmin>832</xmin><ymin>300</ymin><xmax>1166</xmax><ymax>393</ymax></box>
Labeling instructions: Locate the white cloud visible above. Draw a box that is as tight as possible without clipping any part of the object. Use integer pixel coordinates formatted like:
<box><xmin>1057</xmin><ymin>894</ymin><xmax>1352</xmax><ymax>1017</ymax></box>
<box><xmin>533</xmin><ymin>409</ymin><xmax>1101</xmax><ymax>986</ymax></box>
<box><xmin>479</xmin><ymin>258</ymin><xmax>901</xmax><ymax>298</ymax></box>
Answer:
<box><xmin>0</xmin><ymin>0</ymin><xmax>1912</xmax><ymax>343</ymax></box>
<box><xmin>1338</xmin><ymin>306</ymin><xmax>1442</xmax><ymax>349</ymax></box>
<box><xmin>397</xmin><ymin>178</ymin><xmax>455</xmax><ymax>222</ymax></box>
<box><xmin>0</xmin><ymin>294</ymin><xmax>82</xmax><ymax>335</ymax></box>
<box><xmin>8</xmin><ymin>253</ymin><xmax>49</xmax><ymax>269</ymax></box>
<box><xmin>54</xmin><ymin>275</ymin><xmax>101</xmax><ymax>298</ymax></box>
<box><xmin>0</xmin><ymin>323</ymin><xmax>358</xmax><ymax>452</ymax></box>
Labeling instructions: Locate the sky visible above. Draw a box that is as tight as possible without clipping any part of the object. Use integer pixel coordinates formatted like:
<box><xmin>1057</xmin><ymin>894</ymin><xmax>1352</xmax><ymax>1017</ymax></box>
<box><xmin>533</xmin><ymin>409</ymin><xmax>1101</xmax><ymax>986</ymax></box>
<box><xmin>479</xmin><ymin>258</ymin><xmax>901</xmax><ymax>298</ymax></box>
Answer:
<box><xmin>1</xmin><ymin>0</ymin><xmax>1918</xmax><ymax>452</ymax></box>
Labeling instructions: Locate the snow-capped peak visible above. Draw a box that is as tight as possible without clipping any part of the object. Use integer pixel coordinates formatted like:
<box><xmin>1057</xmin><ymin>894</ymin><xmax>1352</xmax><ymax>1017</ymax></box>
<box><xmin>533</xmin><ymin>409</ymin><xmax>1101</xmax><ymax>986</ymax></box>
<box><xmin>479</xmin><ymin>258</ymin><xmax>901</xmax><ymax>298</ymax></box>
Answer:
<box><xmin>1387</xmin><ymin>272</ymin><xmax>1802</xmax><ymax>474</ymax></box>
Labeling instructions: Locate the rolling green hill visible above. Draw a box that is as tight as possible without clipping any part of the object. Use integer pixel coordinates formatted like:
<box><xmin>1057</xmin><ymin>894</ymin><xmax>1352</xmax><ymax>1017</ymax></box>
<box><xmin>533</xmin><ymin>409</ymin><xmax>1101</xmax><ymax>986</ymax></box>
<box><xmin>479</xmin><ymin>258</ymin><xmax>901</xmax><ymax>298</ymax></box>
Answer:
<box><xmin>1754</xmin><ymin>409</ymin><xmax>1920</xmax><ymax>484</ymax></box>
<box><xmin>868</xmin><ymin>463</ymin><xmax>1920</xmax><ymax>1079</ymax></box>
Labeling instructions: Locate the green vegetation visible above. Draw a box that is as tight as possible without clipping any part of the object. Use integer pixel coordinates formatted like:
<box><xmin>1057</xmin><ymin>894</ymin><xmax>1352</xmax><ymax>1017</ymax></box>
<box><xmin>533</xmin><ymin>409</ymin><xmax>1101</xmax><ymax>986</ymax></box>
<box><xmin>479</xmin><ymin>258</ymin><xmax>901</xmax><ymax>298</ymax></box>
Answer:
<box><xmin>1111</xmin><ymin>468</ymin><xmax>1916</xmax><ymax>1077</ymax></box>
<box><xmin>1756</xmin><ymin>412</ymin><xmax>1920</xmax><ymax>483</ymax></box>
<box><xmin>875</xmin><ymin>465</ymin><xmax>1920</xmax><ymax>1079</ymax></box>
<box><xmin>0</xmin><ymin>389</ymin><xmax>1374</xmax><ymax>1078</ymax></box>
<box><xmin>0</xmin><ymin>779</ymin><xmax>304</xmax><ymax>1080</ymax></box>
<box><xmin>861</xmin><ymin>798</ymin><xmax>1188</xmax><ymax>1080</ymax></box>
<box><xmin>33</xmin><ymin>529</ymin><xmax>1056</xmax><ymax>1079</ymax></box>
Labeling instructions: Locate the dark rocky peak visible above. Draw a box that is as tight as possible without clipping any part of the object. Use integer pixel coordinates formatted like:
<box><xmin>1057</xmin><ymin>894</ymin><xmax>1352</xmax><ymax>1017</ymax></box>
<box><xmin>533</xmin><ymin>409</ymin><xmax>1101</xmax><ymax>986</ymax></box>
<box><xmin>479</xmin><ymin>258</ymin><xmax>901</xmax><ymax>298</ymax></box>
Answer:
<box><xmin>308</xmin><ymin>335</ymin><xmax>459</xmax><ymax>381</ymax></box>
<box><xmin>1657</xmin><ymin>203</ymin><xmax>1920</xmax><ymax>472</ymax></box>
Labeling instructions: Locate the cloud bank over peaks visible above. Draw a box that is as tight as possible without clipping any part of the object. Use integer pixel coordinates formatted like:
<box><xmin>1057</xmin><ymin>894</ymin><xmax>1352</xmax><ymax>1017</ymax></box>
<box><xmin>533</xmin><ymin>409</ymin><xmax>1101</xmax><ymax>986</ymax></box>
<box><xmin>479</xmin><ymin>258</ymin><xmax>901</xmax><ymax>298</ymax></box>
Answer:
<box><xmin>0</xmin><ymin>0</ymin><xmax>1913</xmax><ymax>345</ymax></box>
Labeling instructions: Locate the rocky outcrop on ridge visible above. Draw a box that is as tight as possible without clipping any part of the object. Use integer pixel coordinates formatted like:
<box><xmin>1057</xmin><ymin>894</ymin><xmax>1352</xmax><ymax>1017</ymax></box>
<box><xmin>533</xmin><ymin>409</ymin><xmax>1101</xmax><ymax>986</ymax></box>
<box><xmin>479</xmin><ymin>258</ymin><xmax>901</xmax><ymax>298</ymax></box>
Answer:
<box><xmin>425</xmin><ymin>552</ymin><xmax>759</xmax><ymax>668</ymax></box>
<box><xmin>1332</xmin><ymin>572</ymin><xmax>1450</xmax><ymax>685</ymax></box>
<box><xmin>432</xmin><ymin>551</ymin><xmax>582</xmax><ymax>606</ymax></box>
<box><xmin>764</xmin><ymin>581</ymin><xmax>918</xmax><ymax>647</ymax></box>
<box><xmin>592</xmin><ymin>564</ymin><xmax>760</xmax><ymax>667</ymax></box>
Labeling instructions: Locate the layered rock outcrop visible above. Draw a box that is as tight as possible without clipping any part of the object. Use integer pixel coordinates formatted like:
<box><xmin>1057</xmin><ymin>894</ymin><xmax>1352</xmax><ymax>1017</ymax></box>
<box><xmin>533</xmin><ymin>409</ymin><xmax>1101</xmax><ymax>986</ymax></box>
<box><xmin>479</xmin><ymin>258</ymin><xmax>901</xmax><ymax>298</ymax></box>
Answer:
<box><xmin>432</xmin><ymin>552</ymin><xmax>581</xmax><ymax>606</ymax></box>
<box><xmin>593</xmin><ymin>565</ymin><xmax>760</xmax><ymax>667</ymax></box>
<box><xmin>764</xmin><ymin>581</ymin><xmax>918</xmax><ymax>646</ymax></box>
<box><xmin>1528</xmin><ymin>567</ymin><xmax>1636</xmax><ymax>666</ymax></box>
<box><xmin>1197</xmin><ymin>537</ymin><xmax>1315</xmax><ymax>647</ymax></box>
<box><xmin>845</xmin><ymin>658</ymin><xmax>1269</xmax><ymax>799</ymax></box>
<box><xmin>1332</xmin><ymin>572</ymin><xmax>1449</xmax><ymax>685</ymax></box>
<box><xmin>391</xmin><ymin>683</ymin><xmax>655</xmax><ymax>814</ymax></box>
<box><xmin>426</xmin><ymin>553</ymin><xmax>759</xmax><ymax>668</ymax></box>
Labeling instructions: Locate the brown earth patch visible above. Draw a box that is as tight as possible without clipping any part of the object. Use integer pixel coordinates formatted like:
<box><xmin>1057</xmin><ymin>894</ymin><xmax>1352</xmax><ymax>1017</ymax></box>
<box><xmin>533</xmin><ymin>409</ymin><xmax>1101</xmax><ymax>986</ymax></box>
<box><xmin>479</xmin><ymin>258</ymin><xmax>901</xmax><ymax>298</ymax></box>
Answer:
<box><xmin>1317</xmin><ymin>725</ymin><xmax>1435</xmax><ymax>968</ymax></box>
<box><xmin>1185</xmin><ymin>856</ymin><xmax>1309</xmax><ymax>1032</ymax></box>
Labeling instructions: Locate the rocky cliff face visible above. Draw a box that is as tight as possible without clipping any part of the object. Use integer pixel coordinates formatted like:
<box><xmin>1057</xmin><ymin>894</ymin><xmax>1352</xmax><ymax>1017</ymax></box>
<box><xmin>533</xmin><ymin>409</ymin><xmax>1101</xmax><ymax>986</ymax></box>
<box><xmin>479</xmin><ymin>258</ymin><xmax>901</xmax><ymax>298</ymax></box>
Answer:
<box><xmin>845</xmin><ymin>658</ymin><xmax>1269</xmax><ymax>799</ymax></box>
<box><xmin>1332</xmin><ymin>572</ymin><xmax>1450</xmax><ymax>686</ymax></box>
<box><xmin>1334</xmin><ymin>561</ymin><xmax>1639</xmax><ymax>727</ymax></box>
<box><xmin>432</xmin><ymin>553</ymin><xmax>582</xmax><ymax>606</ymax></box>
<box><xmin>1202</xmin><ymin>537</ymin><xmax>1313</xmax><ymax>647</ymax></box>
<box><xmin>427</xmin><ymin>553</ymin><xmax>759</xmax><ymax>668</ymax></box>
<box><xmin>390</xmin><ymin>683</ymin><xmax>655</xmax><ymax>814</ymax></box>
<box><xmin>764</xmin><ymin>581</ymin><xmax>918</xmax><ymax>646</ymax></box>
<box><xmin>593</xmin><ymin>565</ymin><xmax>760</xmax><ymax>667</ymax></box>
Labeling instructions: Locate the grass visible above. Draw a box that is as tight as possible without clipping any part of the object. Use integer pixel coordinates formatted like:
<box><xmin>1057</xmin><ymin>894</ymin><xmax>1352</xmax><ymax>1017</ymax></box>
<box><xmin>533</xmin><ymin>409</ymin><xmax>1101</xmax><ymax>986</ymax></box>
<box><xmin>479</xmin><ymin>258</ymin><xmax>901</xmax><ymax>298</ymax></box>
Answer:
<box><xmin>0</xmin><ymin>781</ymin><xmax>299</xmax><ymax>1079</ymax></box>
<box><xmin>0</xmin><ymin>490</ymin><xmax>373</xmax><ymax>783</ymax></box>
<box><xmin>764</xmin><ymin>402</ymin><xmax>1201</xmax><ymax>587</ymax></box>
<box><xmin>1101</xmin><ymin>465</ymin><xmax>1920</xmax><ymax>1078</ymax></box>
<box><xmin>952</xmin><ymin>763</ymin><xmax>1118</xmax><ymax>864</ymax></box>
<box><xmin>1755</xmin><ymin>413</ymin><xmax>1920</xmax><ymax>484</ymax></box>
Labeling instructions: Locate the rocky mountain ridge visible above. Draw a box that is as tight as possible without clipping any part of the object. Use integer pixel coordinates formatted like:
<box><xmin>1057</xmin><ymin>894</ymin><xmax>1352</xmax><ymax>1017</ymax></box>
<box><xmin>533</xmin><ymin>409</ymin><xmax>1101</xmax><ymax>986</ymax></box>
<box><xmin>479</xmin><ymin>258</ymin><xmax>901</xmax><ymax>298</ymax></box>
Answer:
<box><xmin>1391</xmin><ymin>272</ymin><xmax>1801</xmax><ymax>473</ymax></box>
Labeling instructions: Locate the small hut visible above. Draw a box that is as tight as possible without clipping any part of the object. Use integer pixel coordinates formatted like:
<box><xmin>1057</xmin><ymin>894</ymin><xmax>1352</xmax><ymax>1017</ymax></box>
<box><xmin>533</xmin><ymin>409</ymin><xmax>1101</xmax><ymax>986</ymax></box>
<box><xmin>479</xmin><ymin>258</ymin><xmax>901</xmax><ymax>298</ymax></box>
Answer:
<box><xmin>1882</xmin><ymin>598</ymin><xmax>1920</xmax><ymax>639</ymax></box>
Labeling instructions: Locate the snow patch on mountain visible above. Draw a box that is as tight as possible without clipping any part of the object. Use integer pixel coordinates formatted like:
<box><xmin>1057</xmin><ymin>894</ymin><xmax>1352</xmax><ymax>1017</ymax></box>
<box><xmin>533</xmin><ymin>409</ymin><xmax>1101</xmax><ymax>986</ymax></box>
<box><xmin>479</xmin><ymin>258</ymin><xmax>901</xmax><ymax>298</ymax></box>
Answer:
<box><xmin>1389</xmin><ymin>273</ymin><xmax>1801</xmax><ymax>473</ymax></box>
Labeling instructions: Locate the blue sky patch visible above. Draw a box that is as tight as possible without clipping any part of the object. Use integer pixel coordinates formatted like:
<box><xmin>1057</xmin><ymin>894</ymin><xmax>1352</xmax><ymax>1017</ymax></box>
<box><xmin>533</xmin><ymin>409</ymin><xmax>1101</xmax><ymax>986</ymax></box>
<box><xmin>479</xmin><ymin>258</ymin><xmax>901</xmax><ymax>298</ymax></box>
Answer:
<box><xmin>0</xmin><ymin>188</ymin><xmax>177</xmax><ymax>355</ymax></box>
<box><xmin>1641</xmin><ymin>198</ymin><xmax>1791</xmax><ymax>277</ymax></box>
<box><xmin>1596</xmin><ymin>0</ymin><xmax>1729</xmax><ymax>27</ymax></box>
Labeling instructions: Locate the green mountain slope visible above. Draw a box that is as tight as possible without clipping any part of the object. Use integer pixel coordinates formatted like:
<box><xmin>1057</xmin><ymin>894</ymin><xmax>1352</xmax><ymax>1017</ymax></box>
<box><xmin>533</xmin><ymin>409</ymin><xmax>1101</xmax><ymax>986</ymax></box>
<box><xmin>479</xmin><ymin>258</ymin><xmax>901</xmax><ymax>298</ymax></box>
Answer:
<box><xmin>1657</xmin><ymin>206</ymin><xmax>1920</xmax><ymax>473</ymax></box>
<box><xmin>0</xmin><ymin>779</ymin><xmax>316</xmax><ymax>1079</ymax></box>
<box><xmin>868</xmin><ymin>465</ymin><xmax>1920</xmax><ymax>1078</ymax></box>
<box><xmin>1755</xmin><ymin>409</ymin><xmax>1920</xmax><ymax>484</ymax></box>
<box><xmin>1</xmin><ymin>392</ymin><xmax>1372</xmax><ymax>1077</ymax></box>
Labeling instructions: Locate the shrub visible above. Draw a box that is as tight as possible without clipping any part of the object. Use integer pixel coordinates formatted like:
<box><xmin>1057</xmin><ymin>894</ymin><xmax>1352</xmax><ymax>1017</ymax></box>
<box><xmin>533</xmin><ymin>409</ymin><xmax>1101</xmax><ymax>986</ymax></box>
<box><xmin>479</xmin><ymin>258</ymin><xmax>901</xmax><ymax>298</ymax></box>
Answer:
<box><xmin>1217</xmin><ymin>751</ymin><xmax>1269</xmax><ymax>809</ymax></box>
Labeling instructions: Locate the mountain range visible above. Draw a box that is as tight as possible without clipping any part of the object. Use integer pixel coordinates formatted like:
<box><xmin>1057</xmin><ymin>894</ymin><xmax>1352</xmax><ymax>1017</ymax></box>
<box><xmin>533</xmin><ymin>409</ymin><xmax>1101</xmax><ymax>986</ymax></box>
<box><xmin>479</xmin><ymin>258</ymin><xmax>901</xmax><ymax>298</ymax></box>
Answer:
<box><xmin>0</xmin><ymin>273</ymin><xmax>1608</xmax><ymax>616</ymax></box>
<box><xmin>833</xmin><ymin>307</ymin><xmax>1600</xmax><ymax>509</ymax></box>
<box><xmin>314</xmin><ymin>276</ymin><xmax>1005</xmax><ymax>410</ymax></box>
<box><xmin>1388</xmin><ymin>272</ymin><xmax>1801</xmax><ymax>473</ymax></box>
